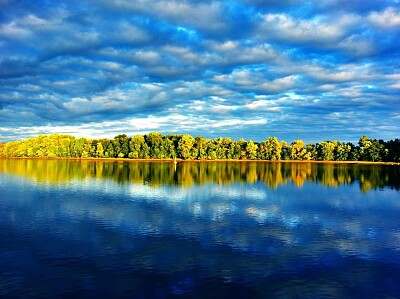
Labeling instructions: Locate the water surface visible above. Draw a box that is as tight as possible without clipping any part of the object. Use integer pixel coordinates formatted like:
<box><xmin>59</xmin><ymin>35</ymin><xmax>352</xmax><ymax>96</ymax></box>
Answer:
<box><xmin>0</xmin><ymin>159</ymin><xmax>399</xmax><ymax>298</ymax></box>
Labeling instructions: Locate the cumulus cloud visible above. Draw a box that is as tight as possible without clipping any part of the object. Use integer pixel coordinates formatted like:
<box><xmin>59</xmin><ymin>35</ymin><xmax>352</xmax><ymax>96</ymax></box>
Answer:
<box><xmin>256</xmin><ymin>13</ymin><xmax>344</xmax><ymax>44</ymax></box>
<box><xmin>94</xmin><ymin>0</ymin><xmax>229</xmax><ymax>34</ymax></box>
<box><xmin>368</xmin><ymin>7</ymin><xmax>400</xmax><ymax>28</ymax></box>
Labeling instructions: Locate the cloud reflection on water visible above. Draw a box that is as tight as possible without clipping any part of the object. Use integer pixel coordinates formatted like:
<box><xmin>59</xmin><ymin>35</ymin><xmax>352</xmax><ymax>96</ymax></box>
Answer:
<box><xmin>1</xmin><ymin>159</ymin><xmax>400</xmax><ymax>297</ymax></box>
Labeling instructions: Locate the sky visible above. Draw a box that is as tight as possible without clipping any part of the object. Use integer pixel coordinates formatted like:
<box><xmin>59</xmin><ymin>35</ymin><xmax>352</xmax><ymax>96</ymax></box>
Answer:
<box><xmin>0</xmin><ymin>0</ymin><xmax>399</xmax><ymax>144</ymax></box>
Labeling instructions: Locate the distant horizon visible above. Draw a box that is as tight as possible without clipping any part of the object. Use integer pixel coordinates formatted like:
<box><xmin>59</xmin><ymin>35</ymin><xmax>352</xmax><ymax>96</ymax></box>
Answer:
<box><xmin>1</xmin><ymin>1</ymin><xmax>399</xmax><ymax>143</ymax></box>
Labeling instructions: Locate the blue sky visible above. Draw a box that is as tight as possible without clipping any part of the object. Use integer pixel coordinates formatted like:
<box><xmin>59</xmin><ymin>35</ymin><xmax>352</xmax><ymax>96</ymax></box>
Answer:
<box><xmin>1</xmin><ymin>0</ymin><xmax>399</xmax><ymax>143</ymax></box>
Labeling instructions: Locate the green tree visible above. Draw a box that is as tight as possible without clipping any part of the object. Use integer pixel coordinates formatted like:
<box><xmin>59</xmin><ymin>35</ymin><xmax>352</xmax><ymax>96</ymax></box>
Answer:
<box><xmin>223</xmin><ymin>137</ymin><xmax>234</xmax><ymax>159</ymax></box>
<box><xmin>206</xmin><ymin>139</ymin><xmax>218</xmax><ymax>160</ymax></box>
<box><xmin>162</xmin><ymin>136</ymin><xmax>176</xmax><ymax>158</ymax></box>
<box><xmin>316</xmin><ymin>141</ymin><xmax>335</xmax><ymax>161</ymax></box>
<box><xmin>3</xmin><ymin>132</ymin><xmax>399</xmax><ymax>163</ymax></box>
<box><xmin>333</xmin><ymin>141</ymin><xmax>353</xmax><ymax>161</ymax></box>
<box><xmin>280</xmin><ymin>141</ymin><xmax>290</xmax><ymax>160</ymax></box>
<box><xmin>178</xmin><ymin>134</ymin><xmax>195</xmax><ymax>160</ymax></box>
<box><xmin>105</xmin><ymin>142</ymin><xmax>115</xmax><ymax>158</ymax></box>
<box><xmin>145</xmin><ymin>132</ymin><xmax>164</xmax><ymax>158</ymax></box>
<box><xmin>129</xmin><ymin>135</ymin><xmax>147</xmax><ymax>159</ymax></box>
<box><xmin>113</xmin><ymin>134</ymin><xmax>129</xmax><ymax>158</ymax></box>
<box><xmin>358</xmin><ymin>135</ymin><xmax>387</xmax><ymax>162</ymax></box>
<box><xmin>194</xmin><ymin>136</ymin><xmax>208</xmax><ymax>159</ymax></box>
<box><xmin>81</xmin><ymin>139</ymin><xmax>95</xmax><ymax>158</ymax></box>
<box><xmin>96</xmin><ymin>142</ymin><xmax>104</xmax><ymax>158</ymax></box>
<box><xmin>213</xmin><ymin>138</ymin><xmax>226</xmax><ymax>159</ymax></box>
<box><xmin>70</xmin><ymin>137</ymin><xmax>87</xmax><ymax>158</ymax></box>
<box><xmin>235</xmin><ymin>138</ymin><xmax>248</xmax><ymax>159</ymax></box>
<box><xmin>306</xmin><ymin>143</ymin><xmax>318</xmax><ymax>160</ymax></box>
<box><xmin>384</xmin><ymin>139</ymin><xmax>400</xmax><ymax>162</ymax></box>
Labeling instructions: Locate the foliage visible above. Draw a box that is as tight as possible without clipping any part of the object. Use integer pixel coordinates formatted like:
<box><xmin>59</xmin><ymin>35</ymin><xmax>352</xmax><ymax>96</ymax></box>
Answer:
<box><xmin>0</xmin><ymin>133</ymin><xmax>399</xmax><ymax>162</ymax></box>
<box><xmin>358</xmin><ymin>135</ymin><xmax>387</xmax><ymax>162</ymax></box>
<box><xmin>289</xmin><ymin>140</ymin><xmax>311</xmax><ymax>160</ymax></box>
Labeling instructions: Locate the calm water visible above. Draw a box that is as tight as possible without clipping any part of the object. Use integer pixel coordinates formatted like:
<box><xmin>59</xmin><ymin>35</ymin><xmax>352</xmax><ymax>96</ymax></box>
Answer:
<box><xmin>0</xmin><ymin>159</ymin><xmax>399</xmax><ymax>298</ymax></box>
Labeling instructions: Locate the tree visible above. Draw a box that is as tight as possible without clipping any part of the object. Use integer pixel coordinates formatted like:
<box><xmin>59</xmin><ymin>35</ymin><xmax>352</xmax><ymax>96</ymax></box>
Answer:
<box><xmin>259</xmin><ymin>137</ymin><xmax>282</xmax><ymax>160</ymax></box>
<box><xmin>280</xmin><ymin>141</ymin><xmax>290</xmax><ymax>160</ymax></box>
<box><xmin>246</xmin><ymin>140</ymin><xmax>258</xmax><ymax>160</ymax></box>
<box><xmin>81</xmin><ymin>139</ymin><xmax>95</xmax><ymax>158</ymax></box>
<box><xmin>177</xmin><ymin>134</ymin><xmax>195</xmax><ymax>159</ymax></box>
<box><xmin>194</xmin><ymin>136</ymin><xmax>207</xmax><ymax>159</ymax></box>
<box><xmin>162</xmin><ymin>137</ymin><xmax>175</xmax><ymax>158</ymax></box>
<box><xmin>213</xmin><ymin>138</ymin><xmax>224</xmax><ymax>159</ymax></box>
<box><xmin>223</xmin><ymin>137</ymin><xmax>234</xmax><ymax>159</ymax></box>
<box><xmin>0</xmin><ymin>143</ymin><xmax>5</xmax><ymax>157</ymax></box>
<box><xmin>235</xmin><ymin>138</ymin><xmax>248</xmax><ymax>159</ymax></box>
<box><xmin>306</xmin><ymin>143</ymin><xmax>318</xmax><ymax>160</ymax></box>
<box><xmin>70</xmin><ymin>137</ymin><xmax>86</xmax><ymax>158</ymax></box>
<box><xmin>289</xmin><ymin>140</ymin><xmax>311</xmax><ymax>160</ymax></box>
<box><xmin>96</xmin><ymin>142</ymin><xmax>104</xmax><ymax>158</ymax></box>
<box><xmin>1</xmin><ymin>132</ymin><xmax>398</xmax><ymax>162</ymax></box>
<box><xmin>145</xmin><ymin>132</ymin><xmax>164</xmax><ymax>158</ymax></box>
<box><xmin>384</xmin><ymin>139</ymin><xmax>400</xmax><ymax>162</ymax></box>
<box><xmin>316</xmin><ymin>141</ymin><xmax>335</xmax><ymax>161</ymax></box>
<box><xmin>113</xmin><ymin>134</ymin><xmax>129</xmax><ymax>158</ymax></box>
<box><xmin>333</xmin><ymin>141</ymin><xmax>353</xmax><ymax>161</ymax></box>
<box><xmin>129</xmin><ymin>135</ymin><xmax>147</xmax><ymax>159</ymax></box>
<box><xmin>358</xmin><ymin>135</ymin><xmax>387</xmax><ymax>162</ymax></box>
<box><xmin>105</xmin><ymin>142</ymin><xmax>115</xmax><ymax>158</ymax></box>
<box><xmin>206</xmin><ymin>139</ymin><xmax>217</xmax><ymax>160</ymax></box>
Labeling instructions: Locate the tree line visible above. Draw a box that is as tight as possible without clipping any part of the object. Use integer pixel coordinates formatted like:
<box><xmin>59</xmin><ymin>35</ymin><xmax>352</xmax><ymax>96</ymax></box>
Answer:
<box><xmin>0</xmin><ymin>133</ymin><xmax>399</xmax><ymax>162</ymax></box>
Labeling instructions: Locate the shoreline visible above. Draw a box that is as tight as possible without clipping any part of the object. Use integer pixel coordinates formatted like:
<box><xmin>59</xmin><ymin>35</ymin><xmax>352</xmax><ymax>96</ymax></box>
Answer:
<box><xmin>1</xmin><ymin>157</ymin><xmax>399</xmax><ymax>165</ymax></box>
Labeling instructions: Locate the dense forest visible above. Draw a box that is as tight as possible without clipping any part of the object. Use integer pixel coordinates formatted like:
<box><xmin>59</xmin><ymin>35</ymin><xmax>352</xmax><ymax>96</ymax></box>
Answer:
<box><xmin>0</xmin><ymin>133</ymin><xmax>399</xmax><ymax>162</ymax></box>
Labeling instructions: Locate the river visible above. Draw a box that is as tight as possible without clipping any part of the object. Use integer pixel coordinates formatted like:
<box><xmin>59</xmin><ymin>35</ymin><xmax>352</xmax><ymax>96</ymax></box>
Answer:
<box><xmin>0</xmin><ymin>159</ymin><xmax>399</xmax><ymax>298</ymax></box>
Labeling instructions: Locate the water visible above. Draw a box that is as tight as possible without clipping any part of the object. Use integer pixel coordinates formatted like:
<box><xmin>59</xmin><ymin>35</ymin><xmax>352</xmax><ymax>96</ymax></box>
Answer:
<box><xmin>0</xmin><ymin>159</ymin><xmax>399</xmax><ymax>298</ymax></box>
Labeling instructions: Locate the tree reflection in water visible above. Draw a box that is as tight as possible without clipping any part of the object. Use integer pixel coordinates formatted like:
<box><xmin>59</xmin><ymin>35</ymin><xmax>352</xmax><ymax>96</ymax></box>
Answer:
<box><xmin>0</xmin><ymin>159</ymin><xmax>398</xmax><ymax>192</ymax></box>
<box><xmin>1</xmin><ymin>158</ymin><xmax>400</xmax><ymax>298</ymax></box>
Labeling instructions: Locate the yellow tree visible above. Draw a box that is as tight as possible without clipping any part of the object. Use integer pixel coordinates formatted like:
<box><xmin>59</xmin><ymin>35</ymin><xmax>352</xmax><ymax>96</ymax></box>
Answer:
<box><xmin>289</xmin><ymin>140</ymin><xmax>311</xmax><ymax>160</ymax></box>
<box><xmin>178</xmin><ymin>134</ymin><xmax>195</xmax><ymax>159</ymax></box>
<box><xmin>246</xmin><ymin>140</ymin><xmax>258</xmax><ymax>160</ymax></box>
<box><xmin>96</xmin><ymin>142</ymin><xmax>104</xmax><ymax>158</ymax></box>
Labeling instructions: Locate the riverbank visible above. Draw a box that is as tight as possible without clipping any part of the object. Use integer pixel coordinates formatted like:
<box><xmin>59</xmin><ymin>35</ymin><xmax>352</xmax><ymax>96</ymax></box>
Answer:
<box><xmin>1</xmin><ymin>157</ymin><xmax>400</xmax><ymax>165</ymax></box>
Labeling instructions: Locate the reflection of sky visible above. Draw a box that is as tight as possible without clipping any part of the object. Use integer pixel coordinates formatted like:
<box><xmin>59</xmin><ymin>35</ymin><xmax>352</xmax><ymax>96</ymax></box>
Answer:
<box><xmin>2</xmin><ymin>171</ymin><xmax>400</xmax><ymax>297</ymax></box>
<box><xmin>2</xmin><ymin>173</ymin><xmax>399</xmax><ymax>265</ymax></box>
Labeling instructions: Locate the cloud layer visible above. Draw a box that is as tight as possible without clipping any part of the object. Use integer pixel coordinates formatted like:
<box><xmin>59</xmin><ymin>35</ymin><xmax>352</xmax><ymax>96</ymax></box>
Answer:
<box><xmin>1</xmin><ymin>0</ymin><xmax>399</xmax><ymax>143</ymax></box>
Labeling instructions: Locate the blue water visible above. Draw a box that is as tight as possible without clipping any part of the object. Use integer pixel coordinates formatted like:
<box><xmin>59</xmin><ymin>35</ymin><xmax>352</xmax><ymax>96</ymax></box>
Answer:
<box><xmin>0</xmin><ymin>160</ymin><xmax>400</xmax><ymax>298</ymax></box>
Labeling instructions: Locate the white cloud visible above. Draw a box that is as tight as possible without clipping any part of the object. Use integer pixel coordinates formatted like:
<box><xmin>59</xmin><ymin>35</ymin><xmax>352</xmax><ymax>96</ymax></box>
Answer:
<box><xmin>245</xmin><ymin>100</ymin><xmax>283</xmax><ymax>112</ymax></box>
<box><xmin>210</xmin><ymin>118</ymin><xmax>267</xmax><ymax>128</ymax></box>
<box><xmin>209</xmin><ymin>104</ymin><xmax>239</xmax><ymax>114</ymax></box>
<box><xmin>0</xmin><ymin>22</ymin><xmax>30</xmax><ymax>39</ymax></box>
<box><xmin>337</xmin><ymin>35</ymin><xmax>375</xmax><ymax>57</ymax></box>
<box><xmin>62</xmin><ymin>83</ymin><xmax>169</xmax><ymax>115</ymax></box>
<box><xmin>214</xmin><ymin>70</ymin><xmax>298</xmax><ymax>93</ymax></box>
<box><xmin>369</xmin><ymin>7</ymin><xmax>400</xmax><ymax>28</ymax></box>
<box><xmin>256</xmin><ymin>13</ymin><xmax>345</xmax><ymax>44</ymax></box>
<box><xmin>96</xmin><ymin>0</ymin><xmax>228</xmax><ymax>33</ymax></box>
<box><xmin>113</xmin><ymin>22</ymin><xmax>151</xmax><ymax>43</ymax></box>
